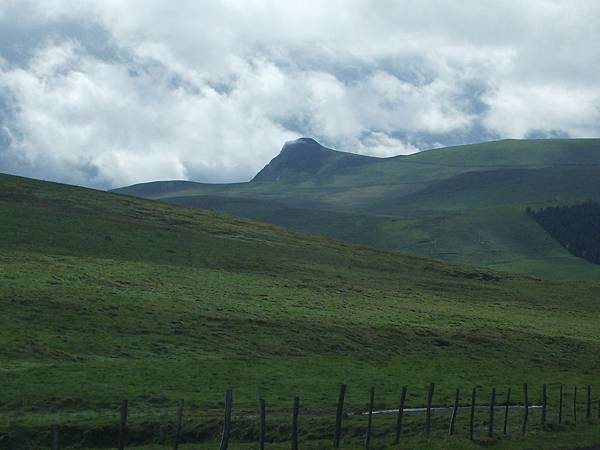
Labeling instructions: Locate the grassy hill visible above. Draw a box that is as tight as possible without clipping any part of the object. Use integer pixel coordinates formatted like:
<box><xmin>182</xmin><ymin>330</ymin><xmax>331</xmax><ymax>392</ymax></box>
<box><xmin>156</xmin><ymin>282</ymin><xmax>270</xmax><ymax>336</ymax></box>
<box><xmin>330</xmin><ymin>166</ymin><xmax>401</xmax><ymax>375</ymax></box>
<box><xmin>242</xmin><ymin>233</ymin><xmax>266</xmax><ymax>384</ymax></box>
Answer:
<box><xmin>114</xmin><ymin>138</ymin><xmax>600</xmax><ymax>280</ymax></box>
<box><xmin>252</xmin><ymin>137</ymin><xmax>376</xmax><ymax>182</ymax></box>
<box><xmin>3</xmin><ymin>172</ymin><xmax>600</xmax><ymax>449</ymax></box>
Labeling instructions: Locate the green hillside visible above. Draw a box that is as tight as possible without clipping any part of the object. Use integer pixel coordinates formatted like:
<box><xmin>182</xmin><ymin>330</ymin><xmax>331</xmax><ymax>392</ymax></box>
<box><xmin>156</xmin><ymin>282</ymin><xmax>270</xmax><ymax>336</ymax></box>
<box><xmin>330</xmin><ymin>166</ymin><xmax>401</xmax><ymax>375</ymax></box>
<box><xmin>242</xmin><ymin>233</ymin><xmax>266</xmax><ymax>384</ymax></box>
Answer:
<box><xmin>252</xmin><ymin>137</ymin><xmax>376</xmax><ymax>182</ymax></box>
<box><xmin>2</xmin><ymin>173</ymin><xmax>600</xmax><ymax>449</ymax></box>
<box><xmin>114</xmin><ymin>138</ymin><xmax>600</xmax><ymax>280</ymax></box>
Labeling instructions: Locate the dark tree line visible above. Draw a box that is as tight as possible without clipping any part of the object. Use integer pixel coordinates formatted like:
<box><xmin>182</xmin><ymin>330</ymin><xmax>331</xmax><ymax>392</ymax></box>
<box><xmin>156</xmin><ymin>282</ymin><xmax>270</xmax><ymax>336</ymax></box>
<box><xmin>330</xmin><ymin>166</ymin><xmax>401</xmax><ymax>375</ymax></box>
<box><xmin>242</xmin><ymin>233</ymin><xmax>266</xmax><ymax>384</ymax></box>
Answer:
<box><xmin>527</xmin><ymin>202</ymin><xmax>600</xmax><ymax>265</ymax></box>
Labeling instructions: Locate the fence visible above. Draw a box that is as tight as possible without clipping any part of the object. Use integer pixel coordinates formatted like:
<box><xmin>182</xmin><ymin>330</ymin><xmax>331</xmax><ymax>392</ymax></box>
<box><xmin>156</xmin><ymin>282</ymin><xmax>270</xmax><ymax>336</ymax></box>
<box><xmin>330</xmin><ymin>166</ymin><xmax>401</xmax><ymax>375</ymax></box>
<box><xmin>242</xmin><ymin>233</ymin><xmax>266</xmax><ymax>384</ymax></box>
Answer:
<box><xmin>48</xmin><ymin>383</ymin><xmax>600</xmax><ymax>449</ymax></box>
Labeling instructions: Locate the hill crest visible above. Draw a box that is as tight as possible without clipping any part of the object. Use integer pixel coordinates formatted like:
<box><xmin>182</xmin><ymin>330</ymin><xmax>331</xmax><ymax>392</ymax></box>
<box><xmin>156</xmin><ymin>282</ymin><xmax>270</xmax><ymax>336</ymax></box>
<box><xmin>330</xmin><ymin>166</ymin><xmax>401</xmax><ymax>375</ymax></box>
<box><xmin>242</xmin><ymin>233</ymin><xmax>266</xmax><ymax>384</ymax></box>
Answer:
<box><xmin>251</xmin><ymin>137</ymin><xmax>375</xmax><ymax>182</ymax></box>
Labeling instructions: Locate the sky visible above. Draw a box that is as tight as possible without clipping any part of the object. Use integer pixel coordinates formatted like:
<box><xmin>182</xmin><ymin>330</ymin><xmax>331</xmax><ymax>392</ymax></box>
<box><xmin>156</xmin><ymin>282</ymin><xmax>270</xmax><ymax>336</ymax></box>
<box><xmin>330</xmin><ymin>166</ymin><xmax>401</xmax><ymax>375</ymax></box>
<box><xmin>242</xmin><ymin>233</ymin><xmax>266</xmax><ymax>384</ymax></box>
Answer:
<box><xmin>0</xmin><ymin>0</ymin><xmax>599</xmax><ymax>189</ymax></box>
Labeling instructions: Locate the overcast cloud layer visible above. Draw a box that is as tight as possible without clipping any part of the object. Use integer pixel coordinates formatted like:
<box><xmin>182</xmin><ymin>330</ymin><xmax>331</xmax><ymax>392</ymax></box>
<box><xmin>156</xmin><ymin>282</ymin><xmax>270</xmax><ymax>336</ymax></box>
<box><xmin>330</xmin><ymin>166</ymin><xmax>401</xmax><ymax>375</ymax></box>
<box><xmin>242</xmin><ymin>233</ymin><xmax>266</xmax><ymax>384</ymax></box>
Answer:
<box><xmin>1</xmin><ymin>0</ymin><xmax>599</xmax><ymax>188</ymax></box>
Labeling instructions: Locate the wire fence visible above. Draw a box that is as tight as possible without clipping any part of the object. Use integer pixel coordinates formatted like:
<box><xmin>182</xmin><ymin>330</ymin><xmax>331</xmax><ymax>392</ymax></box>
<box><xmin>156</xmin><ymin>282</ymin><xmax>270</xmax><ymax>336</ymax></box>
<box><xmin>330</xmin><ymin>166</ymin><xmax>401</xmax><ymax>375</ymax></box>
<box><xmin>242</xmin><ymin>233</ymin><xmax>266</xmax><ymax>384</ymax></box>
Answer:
<box><xmin>41</xmin><ymin>383</ymin><xmax>600</xmax><ymax>449</ymax></box>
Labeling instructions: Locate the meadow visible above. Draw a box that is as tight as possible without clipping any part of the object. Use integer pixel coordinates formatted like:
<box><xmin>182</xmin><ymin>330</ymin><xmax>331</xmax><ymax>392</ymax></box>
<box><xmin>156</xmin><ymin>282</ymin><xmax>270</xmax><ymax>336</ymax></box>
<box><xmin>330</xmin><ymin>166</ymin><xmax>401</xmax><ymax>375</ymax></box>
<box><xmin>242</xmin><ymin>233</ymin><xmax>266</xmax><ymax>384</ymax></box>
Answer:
<box><xmin>114</xmin><ymin>138</ymin><xmax>600</xmax><ymax>281</ymax></box>
<box><xmin>1</xmin><ymin>173</ymin><xmax>600</xmax><ymax>448</ymax></box>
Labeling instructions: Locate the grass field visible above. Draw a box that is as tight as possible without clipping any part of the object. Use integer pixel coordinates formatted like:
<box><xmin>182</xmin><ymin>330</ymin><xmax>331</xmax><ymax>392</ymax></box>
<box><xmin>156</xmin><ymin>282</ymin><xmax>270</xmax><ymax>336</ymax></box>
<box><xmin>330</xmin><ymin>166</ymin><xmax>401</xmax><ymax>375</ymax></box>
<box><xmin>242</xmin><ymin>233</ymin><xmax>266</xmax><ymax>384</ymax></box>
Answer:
<box><xmin>114</xmin><ymin>138</ymin><xmax>600</xmax><ymax>281</ymax></box>
<box><xmin>2</xmin><ymin>172</ymin><xmax>600</xmax><ymax>448</ymax></box>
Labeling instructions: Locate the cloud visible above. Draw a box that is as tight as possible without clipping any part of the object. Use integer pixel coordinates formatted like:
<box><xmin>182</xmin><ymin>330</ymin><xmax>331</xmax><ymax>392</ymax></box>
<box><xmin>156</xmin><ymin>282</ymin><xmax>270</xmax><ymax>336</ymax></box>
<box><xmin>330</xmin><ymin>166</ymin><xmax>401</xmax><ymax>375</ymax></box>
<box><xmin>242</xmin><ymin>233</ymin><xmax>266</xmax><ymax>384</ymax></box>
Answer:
<box><xmin>0</xmin><ymin>40</ymin><xmax>296</xmax><ymax>187</ymax></box>
<box><xmin>0</xmin><ymin>0</ymin><xmax>599</xmax><ymax>188</ymax></box>
<box><xmin>483</xmin><ymin>82</ymin><xmax>600</xmax><ymax>138</ymax></box>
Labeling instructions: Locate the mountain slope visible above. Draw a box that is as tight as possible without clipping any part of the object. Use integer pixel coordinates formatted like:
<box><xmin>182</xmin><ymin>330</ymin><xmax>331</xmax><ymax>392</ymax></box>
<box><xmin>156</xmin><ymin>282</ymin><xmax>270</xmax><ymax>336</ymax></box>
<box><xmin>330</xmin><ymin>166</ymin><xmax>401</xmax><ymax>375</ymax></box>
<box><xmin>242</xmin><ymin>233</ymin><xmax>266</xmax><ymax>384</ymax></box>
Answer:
<box><xmin>114</xmin><ymin>138</ymin><xmax>600</xmax><ymax>280</ymax></box>
<box><xmin>252</xmin><ymin>137</ymin><xmax>376</xmax><ymax>182</ymax></box>
<box><xmin>3</xmin><ymin>173</ymin><xmax>600</xmax><ymax>448</ymax></box>
<box><xmin>249</xmin><ymin>137</ymin><xmax>600</xmax><ymax>193</ymax></box>
<box><xmin>389</xmin><ymin>167</ymin><xmax>600</xmax><ymax>212</ymax></box>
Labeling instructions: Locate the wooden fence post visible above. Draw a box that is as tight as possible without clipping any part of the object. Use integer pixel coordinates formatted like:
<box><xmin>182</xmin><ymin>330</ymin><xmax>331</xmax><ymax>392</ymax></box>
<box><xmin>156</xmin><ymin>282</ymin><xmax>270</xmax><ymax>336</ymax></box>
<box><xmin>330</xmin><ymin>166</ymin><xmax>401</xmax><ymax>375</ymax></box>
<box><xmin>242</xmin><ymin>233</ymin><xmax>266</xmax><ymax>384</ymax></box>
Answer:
<box><xmin>259</xmin><ymin>398</ymin><xmax>266</xmax><ymax>450</ymax></box>
<box><xmin>333</xmin><ymin>384</ymin><xmax>346</xmax><ymax>449</ymax></box>
<box><xmin>365</xmin><ymin>387</ymin><xmax>374</xmax><ymax>449</ymax></box>
<box><xmin>394</xmin><ymin>386</ymin><xmax>407</xmax><ymax>445</ymax></box>
<box><xmin>425</xmin><ymin>383</ymin><xmax>435</xmax><ymax>438</ymax></box>
<box><xmin>173</xmin><ymin>399</ymin><xmax>184</xmax><ymax>450</ymax></box>
<box><xmin>291</xmin><ymin>396</ymin><xmax>300</xmax><ymax>450</ymax></box>
<box><xmin>448</xmin><ymin>388</ymin><xmax>459</xmax><ymax>436</ymax></box>
<box><xmin>488</xmin><ymin>387</ymin><xmax>496</xmax><ymax>438</ymax></box>
<box><xmin>469</xmin><ymin>387</ymin><xmax>476</xmax><ymax>440</ymax></box>
<box><xmin>503</xmin><ymin>387</ymin><xmax>511</xmax><ymax>435</ymax></box>
<box><xmin>587</xmin><ymin>385</ymin><xmax>592</xmax><ymax>420</ymax></box>
<box><xmin>522</xmin><ymin>383</ymin><xmax>528</xmax><ymax>434</ymax></box>
<box><xmin>541</xmin><ymin>384</ymin><xmax>547</xmax><ymax>425</ymax></box>
<box><xmin>51</xmin><ymin>424</ymin><xmax>59</xmax><ymax>450</ymax></box>
<box><xmin>559</xmin><ymin>384</ymin><xmax>563</xmax><ymax>424</ymax></box>
<box><xmin>219</xmin><ymin>389</ymin><xmax>233</xmax><ymax>450</ymax></box>
<box><xmin>118</xmin><ymin>399</ymin><xmax>128</xmax><ymax>450</ymax></box>
<box><xmin>573</xmin><ymin>386</ymin><xmax>577</xmax><ymax>424</ymax></box>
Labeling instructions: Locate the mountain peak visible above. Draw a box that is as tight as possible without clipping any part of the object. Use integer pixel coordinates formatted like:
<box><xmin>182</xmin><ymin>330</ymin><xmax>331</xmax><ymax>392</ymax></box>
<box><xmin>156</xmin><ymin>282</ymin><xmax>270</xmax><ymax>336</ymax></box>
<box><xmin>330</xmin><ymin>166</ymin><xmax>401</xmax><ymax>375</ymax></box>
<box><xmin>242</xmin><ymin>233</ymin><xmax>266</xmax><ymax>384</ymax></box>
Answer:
<box><xmin>282</xmin><ymin>137</ymin><xmax>322</xmax><ymax>149</ymax></box>
<box><xmin>252</xmin><ymin>138</ymin><xmax>373</xmax><ymax>183</ymax></box>
<box><xmin>276</xmin><ymin>137</ymin><xmax>331</xmax><ymax>158</ymax></box>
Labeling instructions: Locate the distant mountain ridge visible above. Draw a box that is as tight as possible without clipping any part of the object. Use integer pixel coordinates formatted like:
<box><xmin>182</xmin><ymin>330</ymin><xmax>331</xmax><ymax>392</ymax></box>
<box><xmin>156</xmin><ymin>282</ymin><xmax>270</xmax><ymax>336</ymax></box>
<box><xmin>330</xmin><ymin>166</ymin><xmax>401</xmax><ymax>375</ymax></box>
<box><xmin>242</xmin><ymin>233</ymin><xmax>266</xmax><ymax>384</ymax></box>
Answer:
<box><xmin>115</xmin><ymin>180</ymin><xmax>206</xmax><ymax>197</ymax></box>
<box><xmin>252</xmin><ymin>137</ymin><xmax>376</xmax><ymax>182</ymax></box>
<box><xmin>113</xmin><ymin>137</ymin><xmax>600</xmax><ymax>280</ymax></box>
